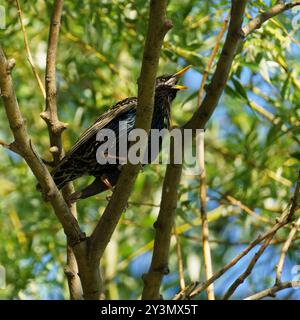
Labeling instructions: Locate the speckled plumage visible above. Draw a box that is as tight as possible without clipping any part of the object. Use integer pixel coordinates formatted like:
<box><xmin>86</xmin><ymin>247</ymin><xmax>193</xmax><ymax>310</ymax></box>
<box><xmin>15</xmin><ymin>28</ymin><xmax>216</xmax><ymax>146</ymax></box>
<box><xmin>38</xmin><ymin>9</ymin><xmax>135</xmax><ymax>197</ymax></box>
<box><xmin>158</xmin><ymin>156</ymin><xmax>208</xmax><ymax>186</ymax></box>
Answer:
<box><xmin>50</xmin><ymin>71</ymin><xmax>187</xmax><ymax>202</ymax></box>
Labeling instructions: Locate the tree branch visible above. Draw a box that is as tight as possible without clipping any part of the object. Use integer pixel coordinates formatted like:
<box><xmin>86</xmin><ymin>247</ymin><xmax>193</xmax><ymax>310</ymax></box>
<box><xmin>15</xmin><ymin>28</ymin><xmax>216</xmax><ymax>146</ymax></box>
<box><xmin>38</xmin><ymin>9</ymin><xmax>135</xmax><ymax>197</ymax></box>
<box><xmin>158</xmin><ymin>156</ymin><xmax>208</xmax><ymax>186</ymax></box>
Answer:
<box><xmin>172</xmin><ymin>0</ymin><xmax>300</xmax><ymax>300</ymax></box>
<box><xmin>199</xmin><ymin>131</ymin><xmax>215</xmax><ymax>300</ymax></box>
<box><xmin>40</xmin><ymin>0</ymin><xmax>67</xmax><ymax>163</ymax></box>
<box><xmin>174</xmin><ymin>171</ymin><xmax>300</xmax><ymax>300</ymax></box>
<box><xmin>1</xmin><ymin>1</ymin><xmax>86</xmax><ymax>299</ymax></box>
<box><xmin>242</xmin><ymin>1</ymin><xmax>300</xmax><ymax>37</ymax></box>
<box><xmin>89</xmin><ymin>0</ymin><xmax>172</xmax><ymax>266</ymax></box>
<box><xmin>197</xmin><ymin>12</ymin><xmax>230</xmax><ymax>106</ymax></box>
<box><xmin>144</xmin><ymin>0</ymin><xmax>248</xmax><ymax>300</ymax></box>
<box><xmin>275</xmin><ymin>172</ymin><xmax>300</xmax><ymax>284</ymax></box>
<box><xmin>173</xmin><ymin>223</ymin><xmax>186</xmax><ymax>291</ymax></box>
<box><xmin>39</xmin><ymin>0</ymin><xmax>83</xmax><ymax>299</ymax></box>
<box><xmin>222</xmin><ymin>236</ymin><xmax>274</xmax><ymax>300</ymax></box>
<box><xmin>222</xmin><ymin>171</ymin><xmax>300</xmax><ymax>300</ymax></box>
<box><xmin>185</xmin><ymin>0</ymin><xmax>248</xmax><ymax>131</ymax></box>
<box><xmin>64</xmin><ymin>245</ymin><xmax>83</xmax><ymax>300</ymax></box>
<box><xmin>196</xmin><ymin>15</ymin><xmax>231</xmax><ymax>300</ymax></box>
<box><xmin>15</xmin><ymin>0</ymin><xmax>46</xmax><ymax>99</ymax></box>
<box><xmin>275</xmin><ymin>216</ymin><xmax>300</xmax><ymax>284</ymax></box>
<box><xmin>244</xmin><ymin>281</ymin><xmax>300</xmax><ymax>300</ymax></box>
<box><xmin>173</xmin><ymin>218</ymin><xmax>286</xmax><ymax>300</ymax></box>
<box><xmin>0</xmin><ymin>47</ymin><xmax>85</xmax><ymax>246</ymax></box>
<box><xmin>141</xmin><ymin>147</ymin><xmax>183</xmax><ymax>300</ymax></box>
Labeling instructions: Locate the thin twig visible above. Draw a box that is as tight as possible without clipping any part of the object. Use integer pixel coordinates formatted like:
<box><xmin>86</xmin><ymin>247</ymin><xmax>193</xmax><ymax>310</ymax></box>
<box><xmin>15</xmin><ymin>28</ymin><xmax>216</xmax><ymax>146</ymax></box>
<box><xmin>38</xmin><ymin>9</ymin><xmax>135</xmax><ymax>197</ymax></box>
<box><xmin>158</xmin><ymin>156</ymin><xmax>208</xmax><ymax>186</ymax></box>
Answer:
<box><xmin>222</xmin><ymin>236</ymin><xmax>274</xmax><ymax>300</ymax></box>
<box><xmin>174</xmin><ymin>177</ymin><xmax>300</xmax><ymax>301</ymax></box>
<box><xmin>173</xmin><ymin>223</ymin><xmax>186</xmax><ymax>291</ymax></box>
<box><xmin>244</xmin><ymin>281</ymin><xmax>300</xmax><ymax>300</ymax></box>
<box><xmin>174</xmin><ymin>218</ymin><xmax>286</xmax><ymax>299</ymax></box>
<box><xmin>222</xmin><ymin>171</ymin><xmax>300</xmax><ymax>300</ymax></box>
<box><xmin>0</xmin><ymin>139</ymin><xmax>12</xmax><ymax>150</ymax></box>
<box><xmin>199</xmin><ymin>131</ymin><xmax>214</xmax><ymax>299</ymax></box>
<box><xmin>173</xmin><ymin>178</ymin><xmax>299</xmax><ymax>298</ymax></box>
<box><xmin>173</xmin><ymin>282</ymin><xmax>199</xmax><ymax>300</ymax></box>
<box><xmin>275</xmin><ymin>172</ymin><xmax>300</xmax><ymax>284</ymax></box>
<box><xmin>224</xmin><ymin>194</ymin><xmax>272</xmax><ymax>225</ymax></box>
<box><xmin>275</xmin><ymin>217</ymin><xmax>300</xmax><ymax>284</ymax></box>
<box><xmin>248</xmin><ymin>100</ymin><xmax>300</xmax><ymax>145</ymax></box>
<box><xmin>15</xmin><ymin>0</ymin><xmax>46</xmax><ymax>99</ymax></box>
<box><xmin>242</xmin><ymin>1</ymin><xmax>300</xmax><ymax>37</ymax></box>
<box><xmin>197</xmin><ymin>12</ymin><xmax>229</xmax><ymax>106</ymax></box>
<box><xmin>196</xmin><ymin>15</ymin><xmax>230</xmax><ymax>300</ymax></box>
<box><xmin>63</xmin><ymin>32</ymin><xmax>119</xmax><ymax>75</ymax></box>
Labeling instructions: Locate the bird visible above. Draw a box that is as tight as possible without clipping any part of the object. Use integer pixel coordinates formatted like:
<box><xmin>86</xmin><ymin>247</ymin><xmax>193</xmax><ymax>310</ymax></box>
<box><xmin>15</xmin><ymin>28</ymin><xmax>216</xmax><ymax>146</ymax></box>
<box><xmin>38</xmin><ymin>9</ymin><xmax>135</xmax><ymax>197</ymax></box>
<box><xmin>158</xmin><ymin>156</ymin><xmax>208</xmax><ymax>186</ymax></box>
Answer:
<box><xmin>48</xmin><ymin>66</ymin><xmax>190</xmax><ymax>202</ymax></box>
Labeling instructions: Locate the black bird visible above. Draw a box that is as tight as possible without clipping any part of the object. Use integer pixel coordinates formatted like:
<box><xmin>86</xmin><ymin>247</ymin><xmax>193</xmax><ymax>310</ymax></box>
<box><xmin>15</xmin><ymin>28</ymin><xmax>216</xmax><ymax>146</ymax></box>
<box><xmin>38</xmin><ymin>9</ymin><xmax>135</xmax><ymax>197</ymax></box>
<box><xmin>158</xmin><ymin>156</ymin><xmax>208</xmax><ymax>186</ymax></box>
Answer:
<box><xmin>50</xmin><ymin>66</ymin><xmax>190</xmax><ymax>202</ymax></box>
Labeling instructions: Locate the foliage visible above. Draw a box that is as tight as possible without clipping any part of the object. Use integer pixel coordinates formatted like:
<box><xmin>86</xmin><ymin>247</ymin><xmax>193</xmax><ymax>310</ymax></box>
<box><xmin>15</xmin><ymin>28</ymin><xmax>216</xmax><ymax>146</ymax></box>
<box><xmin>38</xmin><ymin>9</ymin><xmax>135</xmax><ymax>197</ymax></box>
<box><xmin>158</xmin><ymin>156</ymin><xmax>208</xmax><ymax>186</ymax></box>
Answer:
<box><xmin>0</xmin><ymin>0</ymin><xmax>299</xmax><ymax>299</ymax></box>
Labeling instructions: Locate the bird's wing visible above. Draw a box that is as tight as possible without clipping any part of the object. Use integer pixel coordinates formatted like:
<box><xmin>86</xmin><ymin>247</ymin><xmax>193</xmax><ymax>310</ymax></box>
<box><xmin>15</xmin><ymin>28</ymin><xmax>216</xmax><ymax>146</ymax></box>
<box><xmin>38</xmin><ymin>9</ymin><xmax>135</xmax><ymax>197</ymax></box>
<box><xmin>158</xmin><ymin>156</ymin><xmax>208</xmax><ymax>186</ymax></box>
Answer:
<box><xmin>56</xmin><ymin>97</ymin><xmax>137</xmax><ymax>166</ymax></box>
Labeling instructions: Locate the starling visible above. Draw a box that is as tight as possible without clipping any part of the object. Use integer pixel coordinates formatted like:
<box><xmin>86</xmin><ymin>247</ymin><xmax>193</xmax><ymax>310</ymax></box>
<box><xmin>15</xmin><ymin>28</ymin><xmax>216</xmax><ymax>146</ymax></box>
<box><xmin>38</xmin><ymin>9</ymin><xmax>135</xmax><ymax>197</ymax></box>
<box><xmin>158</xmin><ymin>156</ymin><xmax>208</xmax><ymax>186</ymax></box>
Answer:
<box><xmin>50</xmin><ymin>66</ymin><xmax>190</xmax><ymax>202</ymax></box>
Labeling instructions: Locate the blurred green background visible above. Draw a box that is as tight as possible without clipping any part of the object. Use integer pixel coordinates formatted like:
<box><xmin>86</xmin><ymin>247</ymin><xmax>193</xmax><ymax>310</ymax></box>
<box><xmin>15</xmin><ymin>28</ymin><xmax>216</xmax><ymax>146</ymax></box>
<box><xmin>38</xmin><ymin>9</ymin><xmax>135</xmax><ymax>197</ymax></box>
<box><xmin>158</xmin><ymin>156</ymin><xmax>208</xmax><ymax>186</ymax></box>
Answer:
<box><xmin>0</xmin><ymin>0</ymin><xmax>300</xmax><ymax>299</ymax></box>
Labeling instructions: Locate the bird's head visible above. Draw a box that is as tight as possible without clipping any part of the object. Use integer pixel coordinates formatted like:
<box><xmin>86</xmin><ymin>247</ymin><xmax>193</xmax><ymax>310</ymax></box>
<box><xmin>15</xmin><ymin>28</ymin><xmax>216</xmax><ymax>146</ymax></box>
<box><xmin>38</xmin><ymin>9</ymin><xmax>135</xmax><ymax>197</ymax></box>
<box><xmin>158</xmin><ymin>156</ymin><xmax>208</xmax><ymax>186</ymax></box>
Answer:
<box><xmin>153</xmin><ymin>66</ymin><xmax>191</xmax><ymax>128</ymax></box>
<box><xmin>155</xmin><ymin>65</ymin><xmax>190</xmax><ymax>100</ymax></box>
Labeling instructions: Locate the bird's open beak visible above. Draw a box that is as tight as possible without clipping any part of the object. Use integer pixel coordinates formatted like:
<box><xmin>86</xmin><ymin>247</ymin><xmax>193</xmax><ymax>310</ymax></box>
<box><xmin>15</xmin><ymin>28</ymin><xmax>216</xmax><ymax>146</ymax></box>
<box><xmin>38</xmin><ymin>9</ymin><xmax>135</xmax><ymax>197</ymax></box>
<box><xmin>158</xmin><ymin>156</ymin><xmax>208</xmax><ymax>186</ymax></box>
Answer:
<box><xmin>173</xmin><ymin>65</ymin><xmax>191</xmax><ymax>78</ymax></box>
<box><xmin>173</xmin><ymin>85</ymin><xmax>188</xmax><ymax>90</ymax></box>
<box><xmin>172</xmin><ymin>65</ymin><xmax>191</xmax><ymax>90</ymax></box>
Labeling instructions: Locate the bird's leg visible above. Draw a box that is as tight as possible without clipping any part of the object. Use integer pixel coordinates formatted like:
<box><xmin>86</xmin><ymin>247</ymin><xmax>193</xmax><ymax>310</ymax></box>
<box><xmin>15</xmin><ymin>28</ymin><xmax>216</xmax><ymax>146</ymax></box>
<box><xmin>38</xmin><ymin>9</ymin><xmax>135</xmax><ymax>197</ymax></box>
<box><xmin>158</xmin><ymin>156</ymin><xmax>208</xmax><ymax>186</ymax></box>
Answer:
<box><xmin>101</xmin><ymin>175</ymin><xmax>114</xmax><ymax>190</ymax></box>
<box><xmin>67</xmin><ymin>178</ymin><xmax>104</xmax><ymax>203</ymax></box>
<box><xmin>100</xmin><ymin>174</ymin><xmax>128</xmax><ymax>210</ymax></box>
<box><xmin>101</xmin><ymin>174</ymin><xmax>129</xmax><ymax>211</ymax></box>
<box><xmin>101</xmin><ymin>174</ymin><xmax>115</xmax><ymax>201</ymax></box>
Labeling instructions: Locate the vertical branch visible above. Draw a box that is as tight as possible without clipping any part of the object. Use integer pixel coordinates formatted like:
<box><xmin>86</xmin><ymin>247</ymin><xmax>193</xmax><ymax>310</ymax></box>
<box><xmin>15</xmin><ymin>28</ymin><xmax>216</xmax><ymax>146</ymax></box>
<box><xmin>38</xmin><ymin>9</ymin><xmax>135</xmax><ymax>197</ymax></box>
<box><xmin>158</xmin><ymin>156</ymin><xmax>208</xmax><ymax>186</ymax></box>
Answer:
<box><xmin>199</xmin><ymin>131</ymin><xmax>215</xmax><ymax>300</ymax></box>
<box><xmin>142</xmin><ymin>141</ymin><xmax>183</xmax><ymax>300</ymax></box>
<box><xmin>197</xmin><ymin>13</ymin><xmax>229</xmax><ymax>106</ymax></box>
<box><xmin>142</xmin><ymin>0</ymin><xmax>248</xmax><ymax>300</ymax></box>
<box><xmin>62</xmin><ymin>186</ymin><xmax>82</xmax><ymax>300</ymax></box>
<box><xmin>185</xmin><ymin>0</ymin><xmax>248</xmax><ymax>131</ymax></box>
<box><xmin>15</xmin><ymin>0</ymin><xmax>46</xmax><ymax>99</ymax></box>
<box><xmin>275</xmin><ymin>216</ymin><xmax>300</xmax><ymax>284</ymax></box>
<box><xmin>198</xmin><ymin>3</ymin><xmax>239</xmax><ymax>300</ymax></box>
<box><xmin>89</xmin><ymin>0</ymin><xmax>172</xmax><ymax>265</ymax></box>
<box><xmin>173</xmin><ymin>223</ymin><xmax>186</xmax><ymax>291</ymax></box>
<box><xmin>64</xmin><ymin>244</ymin><xmax>83</xmax><ymax>300</ymax></box>
<box><xmin>40</xmin><ymin>0</ymin><xmax>82</xmax><ymax>299</ymax></box>
<box><xmin>0</xmin><ymin>47</ymin><xmax>84</xmax><ymax>246</ymax></box>
<box><xmin>103</xmin><ymin>235</ymin><xmax>119</xmax><ymax>299</ymax></box>
<box><xmin>40</xmin><ymin>0</ymin><xmax>67</xmax><ymax>163</ymax></box>
<box><xmin>275</xmin><ymin>172</ymin><xmax>300</xmax><ymax>284</ymax></box>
